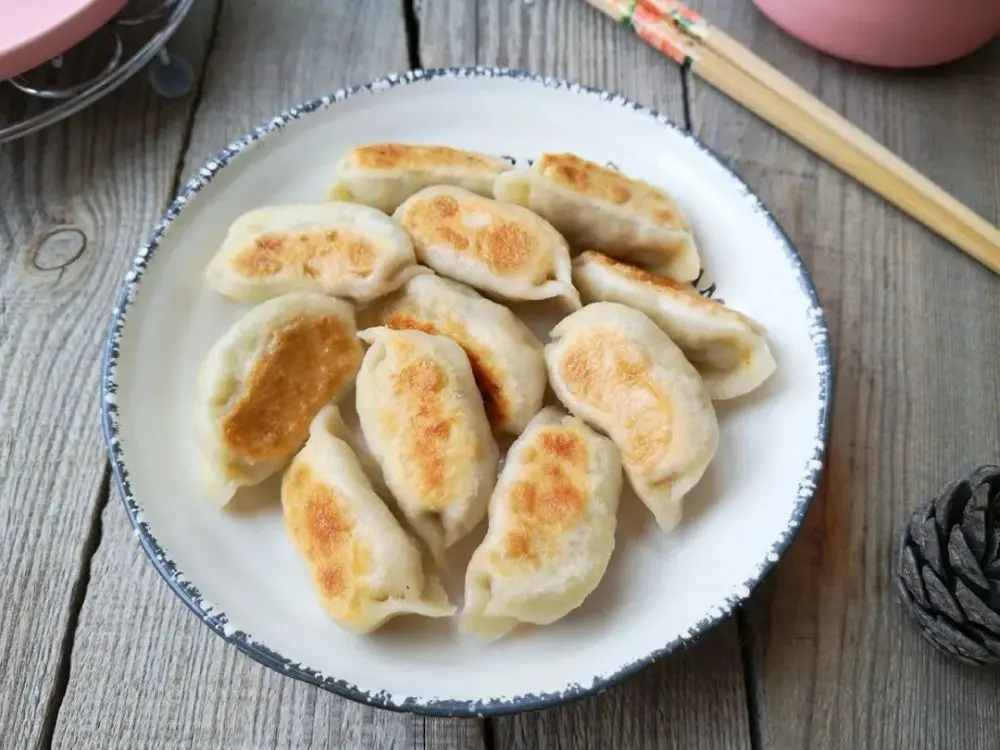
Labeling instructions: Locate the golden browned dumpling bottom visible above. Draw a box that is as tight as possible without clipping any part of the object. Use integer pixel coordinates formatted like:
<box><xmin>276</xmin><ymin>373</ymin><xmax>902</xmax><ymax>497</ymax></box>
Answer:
<box><xmin>382</xmin><ymin>309</ymin><xmax>509</xmax><ymax>429</ymax></box>
<box><xmin>399</xmin><ymin>194</ymin><xmax>547</xmax><ymax>278</ymax></box>
<box><xmin>384</xmin><ymin>351</ymin><xmax>481</xmax><ymax>509</ymax></box>
<box><xmin>537</xmin><ymin>153</ymin><xmax>681</xmax><ymax>225</ymax></box>
<box><xmin>579</xmin><ymin>250</ymin><xmax>761</xmax><ymax>329</ymax></box>
<box><xmin>221</xmin><ymin>314</ymin><xmax>363</xmax><ymax>463</ymax></box>
<box><xmin>283</xmin><ymin>462</ymin><xmax>373</xmax><ymax>623</ymax></box>
<box><xmin>558</xmin><ymin>331</ymin><xmax>674</xmax><ymax>470</ymax></box>
<box><xmin>232</xmin><ymin>230</ymin><xmax>378</xmax><ymax>279</ymax></box>
<box><xmin>354</xmin><ymin>143</ymin><xmax>504</xmax><ymax>171</ymax></box>
<box><xmin>583</xmin><ymin>251</ymin><xmax>697</xmax><ymax>294</ymax></box>
<box><xmin>496</xmin><ymin>427</ymin><xmax>590</xmax><ymax>569</ymax></box>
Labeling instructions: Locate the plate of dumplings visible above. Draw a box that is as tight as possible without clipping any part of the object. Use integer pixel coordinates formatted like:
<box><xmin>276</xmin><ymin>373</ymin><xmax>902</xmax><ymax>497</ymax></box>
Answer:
<box><xmin>102</xmin><ymin>67</ymin><xmax>833</xmax><ymax>716</ymax></box>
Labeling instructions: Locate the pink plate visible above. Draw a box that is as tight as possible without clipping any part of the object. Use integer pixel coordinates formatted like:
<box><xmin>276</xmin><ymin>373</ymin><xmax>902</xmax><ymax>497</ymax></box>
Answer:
<box><xmin>0</xmin><ymin>0</ymin><xmax>130</xmax><ymax>80</ymax></box>
<box><xmin>753</xmin><ymin>0</ymin><xmax>1000</xmax><ymax>68</ymax></box>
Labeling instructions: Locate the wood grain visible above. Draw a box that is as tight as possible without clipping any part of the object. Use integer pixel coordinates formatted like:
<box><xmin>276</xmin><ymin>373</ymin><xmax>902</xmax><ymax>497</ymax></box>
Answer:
<box><xmin>0</xmin><ymin>5</ymin><xmax>217</xmax><ymax>749</ymax></box>
<box><xmin>686</xmin><ymin>1</ymin><xmax>1000</xmax><ymax>747</ymax></box>
<box><xmin>50</xmin><ymin>2</ymin><xmax>482</xmax><ymax>748</ymax></box>
<box><xmin>6</xmin><ymin>0</ymin><xmax>998</xmax><ymax>747</ymax></box>
<box><xmin>494</xmin><ymin>623</ymin><xmax>752</xmax><ymax>750</ymax></box>
<box><xmin>416</xmin><ymin>2</ymin><xmax>753</xmax><ymax>747</ymax></box>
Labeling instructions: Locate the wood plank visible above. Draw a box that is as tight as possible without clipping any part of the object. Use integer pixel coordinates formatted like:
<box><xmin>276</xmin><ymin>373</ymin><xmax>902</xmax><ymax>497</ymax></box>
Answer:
<box><xmin>495</xmin><ymin>624</ymin><xmax>752</xmax><ymax>750</ymax></box>
<box><xmin>686</xmin><ymin>1</ymin><xmax>1000</xmax><ymax>747</ymax></box>
<box><xmin>417</xmin><ymin>2</ymin><xmax>753</xmax><ymax>748</ymax></box>
<box><xmin>0</xmin><ymin>5</ymin><xmax>219</xmax><ymax>748</ymax></box>
<box><xmin>53</xmin><ymin>2</ymin><xmax>482</xmax><ymax>748</ymax></box>
<box><xmin>426</xmin><ymin>718</ymin><xmax>490</xmax><ymax>749</ymax></box>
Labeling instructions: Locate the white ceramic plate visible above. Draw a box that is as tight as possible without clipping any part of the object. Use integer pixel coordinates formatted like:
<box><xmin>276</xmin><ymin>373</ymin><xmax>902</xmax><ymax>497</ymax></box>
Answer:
<box><xmin>102</xmin><ymin>67</ymin><xmax>833</xmax><ymax>716</ymax></box>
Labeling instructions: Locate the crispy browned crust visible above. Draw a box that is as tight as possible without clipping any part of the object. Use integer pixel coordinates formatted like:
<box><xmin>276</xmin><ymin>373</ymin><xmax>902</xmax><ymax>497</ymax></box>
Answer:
<box><xmin>377</xmin><ymin>337</ymin><xmax>481</xmax><ymax>510</ymax></box>
<box><xmin>558</xmin><ymin>330</ymin><xmax>673</xmax><ymax>472</ymax></box>
<box><xmin>538</xmin><ymin>153</ymin><xmax>683</xmax><ymax>226</ymax></box>
<box><xmin>282</xmin><ymin>462</ymin><xmax>373</xmax><ymax>624</ymax></box>
<box><xmin>382</xmin><ymin>307</ymin><xmax>510</xmax><ymax>429</ymax></box>
<box><xmin>398</xmin><ymin>191</ymin><xmax>550</xmax><ymax>279</ymax></box>
<box><xmin>494</xmin><ymin>425</ymin><xmax>590</xmax><ymax>569</ymax></box>
<box><xmin>352</xmin><ymin>143</ymin><xmax>504</xmax><ymax>172</ymax></box>
<box><xmin>221</xmin><ymin>314</ymin><xmax>362</xmax><ymax>463</ymax></box>
<box><xmin>232</xmin><ymin>229</ymin><xmax>377</xmax><ymax>279</ymax></box>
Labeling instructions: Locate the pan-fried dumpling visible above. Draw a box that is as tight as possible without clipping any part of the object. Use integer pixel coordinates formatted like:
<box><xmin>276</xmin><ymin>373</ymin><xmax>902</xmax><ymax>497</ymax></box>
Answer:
<box><xmin>355</xmin><ymin>327</ymin><xmax>500</xmax><ymax>561</ymax></box>
<box><xmin>378</xmin><ymin>274</ymin><xmax>546</xmax><ymax>434</ymax></box>
<box><xmin>573</xmin><ymin>251</ymin><xmax>776</xmax><ymax>400</ymax></box>
<box><xmin>393</xmin><ymin>186</ymin><xmax>581</xmax><ymax>308</ymax></box>
<box><xmin>204</xmin><ymin>203</ymin><xmax>427</xmax><ymax>304</ymax></box>
<box><xmin>328</xmin><ymin>142</ymin><xmax>512</xmax><ymax>214</ymax></box>
<box><xmin>194</xmin><ymin>292</ymin><xmax>363</xmax><ymax>505</ymax></box>
<box><xmin>462</xmin><ymin>407</ymin><xmax>622</xmax><ymax>639</ymax></box>
<box><xmin>282</xmin><ymin>406</ymin><xmax>455</xmax><ymax>634</ymax></box>
<box><xmin>494</xmin><ymin>152</ymin><xmax>700</xmax><ymax>281</ymax></box>
<box><xmin>545</xmin><ymin>302</ymin><xmax>718</xmax><ymax>531</ymax></box>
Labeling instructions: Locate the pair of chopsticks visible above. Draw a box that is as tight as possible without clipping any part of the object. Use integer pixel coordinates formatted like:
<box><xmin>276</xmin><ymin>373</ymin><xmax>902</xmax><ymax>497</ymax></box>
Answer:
<box><xmin>584</xmin><ymin>0</ymin><xmax>1000</xmax><ymax>275</ymax></box>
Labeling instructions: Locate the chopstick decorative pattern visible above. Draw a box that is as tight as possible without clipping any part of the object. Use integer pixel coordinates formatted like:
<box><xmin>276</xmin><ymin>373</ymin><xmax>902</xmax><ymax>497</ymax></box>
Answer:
<box><xmin>644</xmin><ymin>0</ymin><xmax>708</xmax><ymax>38</ymax></box>
<box><xmin>597</xmin><ymin>0</ymin><xmax>698</xmax><ymax>66</ymax></box>
<box><xmin>583</xmin><ymin>0</ymin><xmax>1000</xmax><ymax>275</ymax></box>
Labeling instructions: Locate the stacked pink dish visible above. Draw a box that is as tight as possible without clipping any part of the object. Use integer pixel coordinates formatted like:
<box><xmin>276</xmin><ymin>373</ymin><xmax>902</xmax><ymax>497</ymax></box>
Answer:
<box><xmin>0</xmin><ymin>0</ymin><xmax>129</xmax><ymax>80</ymax></box>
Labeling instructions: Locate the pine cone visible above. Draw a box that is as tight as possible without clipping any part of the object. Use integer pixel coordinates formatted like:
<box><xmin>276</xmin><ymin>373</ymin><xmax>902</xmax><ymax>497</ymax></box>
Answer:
<box><xmin>895</xmin><ymin>464</ymin><xmax>1000</xmax><ymax>666</ymax></box>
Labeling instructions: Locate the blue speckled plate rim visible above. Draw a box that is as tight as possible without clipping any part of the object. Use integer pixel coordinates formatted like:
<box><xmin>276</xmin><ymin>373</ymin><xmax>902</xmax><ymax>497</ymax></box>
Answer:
<box><xmin>100</xmin><ymin>65</ymin><xmax>835</xmax><ymax>718</ymax></box>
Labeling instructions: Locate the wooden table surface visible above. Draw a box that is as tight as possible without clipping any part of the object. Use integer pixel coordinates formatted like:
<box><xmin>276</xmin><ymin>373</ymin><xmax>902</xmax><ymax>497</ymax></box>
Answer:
<box><xmin>2</xmin><ymin>1</ymin><xmax>999</xmax><ymax>748</ymax></box>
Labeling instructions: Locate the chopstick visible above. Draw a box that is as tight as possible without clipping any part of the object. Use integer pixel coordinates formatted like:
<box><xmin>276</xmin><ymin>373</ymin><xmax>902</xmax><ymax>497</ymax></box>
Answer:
<box><xmin>583</xmin><ymin>0</ymin><xmax>1000</xmax><ymax>275</ymax></box>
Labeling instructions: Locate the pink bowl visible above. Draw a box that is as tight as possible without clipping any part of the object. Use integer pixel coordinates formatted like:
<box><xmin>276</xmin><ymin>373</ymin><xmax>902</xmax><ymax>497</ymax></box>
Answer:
<box><xmin>753</xmin><ymin>0</ymin><xmax>1000</xmax><ymax>68</ymax></box>
<box><xmin>0</xmin><ymin>0</ymin><xmax>129</xmax><ymax>80</ymax></box>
